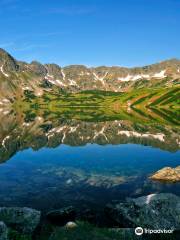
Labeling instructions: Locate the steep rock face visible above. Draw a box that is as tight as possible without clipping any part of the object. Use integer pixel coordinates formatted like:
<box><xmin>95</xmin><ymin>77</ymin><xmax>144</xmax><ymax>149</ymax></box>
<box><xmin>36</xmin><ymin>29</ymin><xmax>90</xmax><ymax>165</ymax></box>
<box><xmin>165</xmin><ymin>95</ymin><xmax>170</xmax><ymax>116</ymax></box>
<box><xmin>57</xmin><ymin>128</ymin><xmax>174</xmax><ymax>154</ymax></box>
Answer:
<box><xmin>0</xmin><ymin>48</ymin><xmax>19</xmax><ymax>73</ymax></box>
<box><xmin>0</xmin><ymin>49</ymin><xmax>46</xmax><ymax>100</ymax></box>
<box><xmin>0</xmin><ymin>49</ymin><xmax>20</xmax><ymax>100</ymax></box>
<box><xmin>29</xmin><ymin>61</ymin><xmax>47</xmax><ymax>76</ymax></box>
<box><xmin>45</xmin><ymin>64</ymin><xmax>63</xmax><ymax>78</ymax></box>
<box><xmin>0</xmin><ymin>48</ymin><xmax>180</xmax><ymax>100</ymax></box>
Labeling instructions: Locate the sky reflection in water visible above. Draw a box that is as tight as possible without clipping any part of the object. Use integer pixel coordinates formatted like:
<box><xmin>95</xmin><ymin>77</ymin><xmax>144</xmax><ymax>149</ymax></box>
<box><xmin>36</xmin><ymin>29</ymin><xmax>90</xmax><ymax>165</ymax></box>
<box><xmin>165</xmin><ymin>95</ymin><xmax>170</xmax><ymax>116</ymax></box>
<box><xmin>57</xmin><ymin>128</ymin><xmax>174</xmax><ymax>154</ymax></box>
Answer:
<box><xmin>0</xmin><ymin>141</ymin><xmax>179</xmax><ymax>212</ymax></box>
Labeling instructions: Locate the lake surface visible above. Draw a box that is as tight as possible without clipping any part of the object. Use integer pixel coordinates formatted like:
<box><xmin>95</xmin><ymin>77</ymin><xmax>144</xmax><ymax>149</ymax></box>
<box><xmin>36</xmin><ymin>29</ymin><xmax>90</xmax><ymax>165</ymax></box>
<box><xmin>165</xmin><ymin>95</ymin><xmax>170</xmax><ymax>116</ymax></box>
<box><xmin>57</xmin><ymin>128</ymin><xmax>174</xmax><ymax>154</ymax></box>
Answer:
<box><xmin>0</xmin><ymin>110</ymin><xmax>179</xmax><ymax>214</ymax></box>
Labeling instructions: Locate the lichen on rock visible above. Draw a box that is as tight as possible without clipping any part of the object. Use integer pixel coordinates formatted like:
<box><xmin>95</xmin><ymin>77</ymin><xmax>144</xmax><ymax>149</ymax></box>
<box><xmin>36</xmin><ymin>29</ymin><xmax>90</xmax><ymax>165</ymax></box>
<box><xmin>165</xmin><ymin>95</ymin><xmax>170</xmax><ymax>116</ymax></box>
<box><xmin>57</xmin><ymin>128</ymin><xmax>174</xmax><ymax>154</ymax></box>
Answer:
<box><xmin>150</xmin><ymin>166</ymin><xmax>180</xmax><ymax>182</ymax></box>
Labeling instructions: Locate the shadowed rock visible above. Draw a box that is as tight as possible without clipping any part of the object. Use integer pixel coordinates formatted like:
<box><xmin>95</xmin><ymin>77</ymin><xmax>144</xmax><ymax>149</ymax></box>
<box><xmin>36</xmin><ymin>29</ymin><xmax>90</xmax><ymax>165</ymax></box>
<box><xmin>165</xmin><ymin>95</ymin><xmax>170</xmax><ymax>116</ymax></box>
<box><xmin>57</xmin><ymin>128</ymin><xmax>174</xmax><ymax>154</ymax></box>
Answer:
<box><xmin>0</xmin><ymin>222</ymin><xmax>8</xmax><ymax>240</ymax></box>
<box><xmin>105</xmin><ymin>193</ymin><xmax>180</xmax><ymax>229</ymax></box>
<box><xmin>47</xmin><ymin>206</ymin><xmax>76</xmax><ymax>226</ymax></box>
<box><xmin>0</xmin><ymin>207</ymin><xmax>41</xmax><ymax>235</ymax></box>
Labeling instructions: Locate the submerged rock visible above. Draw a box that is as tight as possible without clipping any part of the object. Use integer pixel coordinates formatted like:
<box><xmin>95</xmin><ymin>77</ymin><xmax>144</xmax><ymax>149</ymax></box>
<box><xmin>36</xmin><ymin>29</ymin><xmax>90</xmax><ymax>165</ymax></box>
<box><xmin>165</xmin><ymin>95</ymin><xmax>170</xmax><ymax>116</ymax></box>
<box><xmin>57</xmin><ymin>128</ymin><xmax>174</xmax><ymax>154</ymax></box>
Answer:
<box><xmin>150</xmin><ymin>166</ymin><xmax>180</xmax><ymax>182</ymax></box>
<box><xmin>105</xmin><ymin>193</ymin><xmax>180</xmax><ymax>229</ymax></box>
<box><xmin>47</xmin><ymin>206</ymin><xmax>76</xmax><ymax>226</ymax></box>
<box><xmin>41</xmin><ymin>167</ymin><xmax>127</xmax><ymax>189</ymax></box>
<box><xmin>0</xmin><ymin>207</ymin><xmax>41</xmax><ymax>235</ymax></box>
<box><xmin>0</xmin><ymin>222</ymin><xmax>8</xmax><ymax>240</ymax></box>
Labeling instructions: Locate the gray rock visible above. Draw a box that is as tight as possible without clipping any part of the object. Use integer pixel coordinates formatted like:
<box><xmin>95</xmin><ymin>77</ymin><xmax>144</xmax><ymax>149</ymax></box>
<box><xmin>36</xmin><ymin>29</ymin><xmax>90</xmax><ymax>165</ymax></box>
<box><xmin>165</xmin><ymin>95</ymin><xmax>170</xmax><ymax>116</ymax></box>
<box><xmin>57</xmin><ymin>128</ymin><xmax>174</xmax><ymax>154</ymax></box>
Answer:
<box><xmin>47</xmin><ymin>206</ymin><xmax>76</xmax><ymax>226</ymax></box>
<box><xmin>105</xmin><ymin>193</ymin><xmax>180</xmax><ymax>230</ymax></box>
<box><xmin>0</xmin><ymin>207</ymin><xmax>41</xmax><ymax>235</ymax></box>
<box><xmin>0</xmin><ymin>222</ymin><xmax>8</xmax><ymax>240</ymax></box>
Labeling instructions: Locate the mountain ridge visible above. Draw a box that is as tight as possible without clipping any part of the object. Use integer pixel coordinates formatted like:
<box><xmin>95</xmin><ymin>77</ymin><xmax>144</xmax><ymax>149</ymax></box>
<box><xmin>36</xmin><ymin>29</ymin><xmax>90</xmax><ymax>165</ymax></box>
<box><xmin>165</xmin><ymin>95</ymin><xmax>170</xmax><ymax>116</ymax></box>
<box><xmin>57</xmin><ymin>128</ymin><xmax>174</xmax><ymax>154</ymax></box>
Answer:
<box><xmin>0</xmin><ymin>48</ymin><xmax>180</xmax><ymax>100</ymax></box>
<box><xmin>1</xmin><ymin>47</ymin><xmax>180</xmax><ymax>69</ymax></box>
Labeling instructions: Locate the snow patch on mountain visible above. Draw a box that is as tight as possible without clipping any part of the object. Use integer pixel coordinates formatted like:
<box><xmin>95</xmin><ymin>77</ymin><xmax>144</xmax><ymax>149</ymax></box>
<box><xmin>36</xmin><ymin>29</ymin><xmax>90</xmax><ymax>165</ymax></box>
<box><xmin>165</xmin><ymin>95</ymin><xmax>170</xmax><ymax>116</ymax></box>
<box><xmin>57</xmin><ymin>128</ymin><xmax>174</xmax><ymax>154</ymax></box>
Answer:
<box><xmin>68</xmin><ymin>79</ymin><xmax>77</xmax><ymax>86</ymax></box>
<box><xmin>117</xmin><ymin>130</ymin><xmax>165</xmax><ymax>142</ymax></box>
<box><xmin>22</xmin><ymin>86</ymin><xmax>32</xmax><ymax>91</ymax></box>
<box><xmin>93</xmin><ymin>126</ymin><xmax>108</xmax><ymax>141</ymax></box>
<box><xmin>118</xmin><ymin>74</ymin><xmax>142</xmax><ymax>81</ymax></box>
<box><xmin>0</xmin><ymin>65</ymin><xmax>9</xmax><ymax>77</ymax></box>
<box><xmin>45</xmin><ymin>70</ymin><xmax>67</xmax><ymax>87</ymax></box>
<box><xmin>2</xmin><ymin>99</ymin><xmax>10</xmax><ymax>103</ymax></box>
<box><xmin>56</xmin><ymin>80</ymin><xmax>67</xmax><ymax>87</ymax></box>
<box><xmin>153</xmin><ymin>70</ymin><xmax>166</xmax><ymax>78</ymax></box>
<box><xmin>61</xmin><ymin>69</ymin><xmax>66</xmax><ymax>80</ymax></box>
<box><xmin>118</xmin><ymin>70</ymin><xmax>167</xmax><ymax>82</ymax></box>
<box><xmin>2</xmin><ymin>135</ymin><xmax>10</xmax><ymax>149</ymax></box>
<box><xmin>93</xmin><ymin>72</ymin><xmax>108</xmax><ymax>85</ymax></box>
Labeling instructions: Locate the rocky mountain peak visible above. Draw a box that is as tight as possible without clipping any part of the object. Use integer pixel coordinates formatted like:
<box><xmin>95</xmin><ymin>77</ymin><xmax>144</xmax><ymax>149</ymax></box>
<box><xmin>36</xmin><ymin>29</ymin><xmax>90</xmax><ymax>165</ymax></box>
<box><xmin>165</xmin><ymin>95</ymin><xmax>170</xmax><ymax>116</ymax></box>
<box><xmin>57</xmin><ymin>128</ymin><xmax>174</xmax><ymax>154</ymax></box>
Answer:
<box><xmin>0</xmin><ymin>48</ymin><xmax>179</xmax><ymax>98</ymax></box>
<box><xmin>29</xmin><ymin>61</ymin><xmax>47</xmax><ymax>76</ymax></box>
<box><xmin>0</xmin><ymin>48</ymin><xmax>19</xmax><ymax>73</ymax></box>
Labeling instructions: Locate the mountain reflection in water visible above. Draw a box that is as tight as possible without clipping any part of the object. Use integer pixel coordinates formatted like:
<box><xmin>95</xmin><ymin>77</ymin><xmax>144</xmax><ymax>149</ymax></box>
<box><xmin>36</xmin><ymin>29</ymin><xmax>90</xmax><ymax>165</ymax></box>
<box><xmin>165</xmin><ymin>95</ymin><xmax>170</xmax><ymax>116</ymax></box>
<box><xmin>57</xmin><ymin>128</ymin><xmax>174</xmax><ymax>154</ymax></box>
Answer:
<box><xmin>0</xmin><ymin>110</ymin><xmax>179</xmax><ymax>212</ymax></box>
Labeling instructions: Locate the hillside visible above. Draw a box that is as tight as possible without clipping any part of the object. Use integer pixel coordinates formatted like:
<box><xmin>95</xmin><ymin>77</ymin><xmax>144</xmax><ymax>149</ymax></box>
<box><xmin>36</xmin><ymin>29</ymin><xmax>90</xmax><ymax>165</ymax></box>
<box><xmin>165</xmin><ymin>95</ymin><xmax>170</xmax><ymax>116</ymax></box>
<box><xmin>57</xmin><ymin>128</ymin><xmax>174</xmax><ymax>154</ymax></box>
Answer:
<box><xmin>0</xmin><ymin>48</ymin><xmax>180</xmax><ymax>102</ymax></box>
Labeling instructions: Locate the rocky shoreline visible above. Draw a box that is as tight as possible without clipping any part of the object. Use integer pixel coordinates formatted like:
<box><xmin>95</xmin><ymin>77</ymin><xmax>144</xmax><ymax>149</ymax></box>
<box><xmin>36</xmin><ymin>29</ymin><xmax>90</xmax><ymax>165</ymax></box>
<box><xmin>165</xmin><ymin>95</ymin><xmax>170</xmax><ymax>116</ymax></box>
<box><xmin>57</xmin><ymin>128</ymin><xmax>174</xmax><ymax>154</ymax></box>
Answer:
<box><xmin>0</xmin><ymin>193</ymin><xmax>180</xmax><ymax>239</ymax></box>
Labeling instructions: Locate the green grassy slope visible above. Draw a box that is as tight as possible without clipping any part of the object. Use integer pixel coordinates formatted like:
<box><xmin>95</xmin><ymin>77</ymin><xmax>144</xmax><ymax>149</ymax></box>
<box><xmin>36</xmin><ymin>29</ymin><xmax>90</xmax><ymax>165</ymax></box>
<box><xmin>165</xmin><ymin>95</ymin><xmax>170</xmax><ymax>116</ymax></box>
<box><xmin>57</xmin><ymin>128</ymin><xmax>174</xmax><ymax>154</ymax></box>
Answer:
<box><xmin>13</xmin><ymin>87</ymin><xmax>180</xmax><ymax>125</ymax></box>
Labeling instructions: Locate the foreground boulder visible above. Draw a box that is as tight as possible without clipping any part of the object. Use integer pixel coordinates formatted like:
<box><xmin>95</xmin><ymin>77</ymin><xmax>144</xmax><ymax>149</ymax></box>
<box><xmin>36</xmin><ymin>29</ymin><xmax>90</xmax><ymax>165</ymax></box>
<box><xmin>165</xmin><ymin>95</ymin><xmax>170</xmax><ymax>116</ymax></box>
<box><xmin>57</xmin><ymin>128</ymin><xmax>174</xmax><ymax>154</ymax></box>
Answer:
<box><xmin>0</xmin><ymin>222</ymin><xmax>8</xmax><ymax>240</ymax></box>
<box><xmin>150</xmin><ymin>166</ymin><xmax>180</xmax><ymax>182</ymax></box>
<box><xmin>0</xmin><ymin>207</ymin><xmax>41</xmax><ymax>235</ymax></box>
<box><xmin>47</xmin><ymin>206</ymin><xmax>76</xmax><ymax>226</ymax></box>
<box><xmin>105</xmin><ymin>193</ymin><xmax>180</xmax><ymax>229</ymax></box>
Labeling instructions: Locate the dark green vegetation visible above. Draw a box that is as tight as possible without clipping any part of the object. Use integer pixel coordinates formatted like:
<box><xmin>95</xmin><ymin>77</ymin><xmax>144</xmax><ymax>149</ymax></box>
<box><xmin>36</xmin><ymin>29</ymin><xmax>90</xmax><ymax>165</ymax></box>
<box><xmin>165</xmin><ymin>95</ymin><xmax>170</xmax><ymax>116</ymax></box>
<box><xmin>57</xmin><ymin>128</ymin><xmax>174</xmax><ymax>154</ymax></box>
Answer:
<box><xmin>9</xmin><ymin>230</ymin><xmax>31</xmax><ymax>240</ymax></box>
<box><xmin>47</xmin><ymin>222</ymin><xmax>133</xmax><ymax>240</ymax></box>
<box><xmin>8</xmin><ymin>222</ymin><xmax>178</xmax><ymax>240</ymax></box>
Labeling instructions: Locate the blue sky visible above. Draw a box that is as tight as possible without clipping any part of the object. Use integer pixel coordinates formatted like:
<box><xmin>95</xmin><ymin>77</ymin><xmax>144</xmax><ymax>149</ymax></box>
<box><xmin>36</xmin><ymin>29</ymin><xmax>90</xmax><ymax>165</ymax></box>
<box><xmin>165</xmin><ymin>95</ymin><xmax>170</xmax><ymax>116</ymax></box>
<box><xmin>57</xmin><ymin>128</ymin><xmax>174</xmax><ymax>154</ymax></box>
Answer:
<box><xmin>0</xmin><ymin>0</ymin><xmax>180</xmax><ymax>67</ymax></box>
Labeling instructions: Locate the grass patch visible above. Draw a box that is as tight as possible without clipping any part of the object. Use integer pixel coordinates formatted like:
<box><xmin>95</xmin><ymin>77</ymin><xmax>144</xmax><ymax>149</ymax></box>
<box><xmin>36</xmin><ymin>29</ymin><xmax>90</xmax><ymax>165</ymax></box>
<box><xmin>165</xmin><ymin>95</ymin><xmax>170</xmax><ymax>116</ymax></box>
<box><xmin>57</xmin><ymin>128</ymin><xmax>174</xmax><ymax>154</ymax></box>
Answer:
<box><xmin>49</xmin><ymin>222</ymin><xmax>134</xmax><ymax>240</ymax></box>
